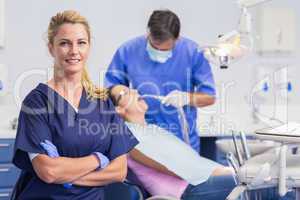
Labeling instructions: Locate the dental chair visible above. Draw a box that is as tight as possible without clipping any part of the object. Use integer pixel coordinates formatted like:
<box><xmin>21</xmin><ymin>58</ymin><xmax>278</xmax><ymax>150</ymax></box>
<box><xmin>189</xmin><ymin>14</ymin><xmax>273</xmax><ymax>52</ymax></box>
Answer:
<box><xmin>146</xmin><ymin>196</ymin><xmax>179</xmax><ymax>200</ymax></box>
<box><xmin>119</xmin><ymin>168</ymin><xmax>180</xmax><ymax>200</ymax></box>
<box><xmin>104</xmin><ymin>182</ymin><xmax>144</xmax><ymax>200</ymax></box>
<box><xmin>125</xmin><ymin>169</ymin><xmax>181</xmax><ymax>200</ymax></box>
<box><xmin>217</xmin><ymin>123</ymin><xmax>300</xmax><ymax>200</ymax></box>
<box><xmin>216</xmin><ymin>137</ymin><xmax>280</xmax><ymax>158</ymax></box>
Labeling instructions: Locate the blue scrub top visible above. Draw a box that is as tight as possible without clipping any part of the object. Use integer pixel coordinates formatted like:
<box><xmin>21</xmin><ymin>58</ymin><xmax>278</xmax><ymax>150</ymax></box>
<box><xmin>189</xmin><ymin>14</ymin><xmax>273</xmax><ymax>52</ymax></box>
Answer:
<box><xmin>105</xmin><ymin>35</ymin><xmax>216</xmax><ymax>152</ymax></box>
<box><xmin>13</xmin><ymin>83</ymin><xmax>138</xmax><ymax>200</ymax></box>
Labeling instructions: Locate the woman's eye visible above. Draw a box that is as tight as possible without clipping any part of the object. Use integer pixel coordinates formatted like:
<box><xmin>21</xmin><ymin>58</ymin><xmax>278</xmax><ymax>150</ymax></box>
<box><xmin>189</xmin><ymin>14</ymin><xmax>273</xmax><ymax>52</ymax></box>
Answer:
<box><xmin>59</xmin><ymin>41</ymin><xmax>68</xmax><ymax>46</ymax></box>
<box><xmin>78</xmin><ymin>41</ymin><xmax>87</xmax><ymax>45</ymax></box>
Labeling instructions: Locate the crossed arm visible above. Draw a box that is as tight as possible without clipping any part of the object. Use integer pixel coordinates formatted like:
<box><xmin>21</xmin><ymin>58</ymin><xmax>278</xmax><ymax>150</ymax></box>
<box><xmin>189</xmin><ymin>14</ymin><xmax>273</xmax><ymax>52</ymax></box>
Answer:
<box><xmin>72</xmin><ymin>155</ymin><xmax>127</xmax><ymax>187</ymax></box>
<box><xmin>32</xmin><ymin>154</ymin><xmax>127</xmax><ymax>186</ymax></box>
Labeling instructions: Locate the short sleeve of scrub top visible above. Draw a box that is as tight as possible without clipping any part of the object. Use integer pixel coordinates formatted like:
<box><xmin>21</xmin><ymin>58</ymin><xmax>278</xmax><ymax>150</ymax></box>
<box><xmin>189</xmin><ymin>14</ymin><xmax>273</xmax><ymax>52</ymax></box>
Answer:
<box><xmin>191</xmin><ymin>50</ymin><xmax>216</xmax><ymax>96</ymax></box>
<box><xmin>13</xmin><ymin>93</ymin><xmax>53</xmax><ymax>173</ymax></box>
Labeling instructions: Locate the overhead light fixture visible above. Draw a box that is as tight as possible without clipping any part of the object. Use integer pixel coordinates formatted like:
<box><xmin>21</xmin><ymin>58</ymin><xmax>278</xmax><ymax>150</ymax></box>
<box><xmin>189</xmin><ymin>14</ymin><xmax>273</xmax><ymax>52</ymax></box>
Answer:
<box><xmin>204</xmin><ymin>30</ymin><xmax>248</xmax><ymax>69</ymax></box>
<box><xmin>203</xmin><ymin>0</ymin><xmax>272</xmax><ymax>69</ymax></box>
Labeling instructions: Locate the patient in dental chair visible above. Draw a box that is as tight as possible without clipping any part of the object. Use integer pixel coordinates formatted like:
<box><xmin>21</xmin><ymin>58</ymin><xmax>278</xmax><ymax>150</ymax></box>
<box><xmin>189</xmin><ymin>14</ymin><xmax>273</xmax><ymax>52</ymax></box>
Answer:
<box><xmin>110</xmin><ymin>88</ymin><xmax>236</xmax><ymax>200</ymax></box>
<box><xmin>110</xmin><ymin>88</ymin><xmax>294</xmax><ymax>200</ymax></box>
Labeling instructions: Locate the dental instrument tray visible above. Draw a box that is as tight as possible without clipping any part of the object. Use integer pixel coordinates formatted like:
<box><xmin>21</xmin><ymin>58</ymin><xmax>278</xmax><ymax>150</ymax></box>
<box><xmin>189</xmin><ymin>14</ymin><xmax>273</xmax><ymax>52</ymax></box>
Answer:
<box><xmin>255</xmin><ymin>122</ymin><xmax>300</xmax><ymax>143</ymax></box>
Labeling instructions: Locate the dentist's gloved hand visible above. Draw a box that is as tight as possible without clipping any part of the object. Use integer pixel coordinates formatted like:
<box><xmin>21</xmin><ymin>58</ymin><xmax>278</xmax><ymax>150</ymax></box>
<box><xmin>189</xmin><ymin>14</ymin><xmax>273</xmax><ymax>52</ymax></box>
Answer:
<box><xmin>40</xmin><ymin>140</ymin><xmax>72</xmax><ymax>189</ymax></box>
<box><xmin>162</xmin><ymin>90</ymin><xmax>190</xmax><ymax>108</ymax></box>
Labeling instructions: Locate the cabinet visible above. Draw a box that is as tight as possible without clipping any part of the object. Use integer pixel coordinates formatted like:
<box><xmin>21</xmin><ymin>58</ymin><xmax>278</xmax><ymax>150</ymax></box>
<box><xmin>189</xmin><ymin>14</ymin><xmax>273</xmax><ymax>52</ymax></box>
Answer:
<box><xmin>0</xmin><ymin>139</ymin><xmax>20</xmax><ymax>200</ymax></box>
<box><xmin>256</xmin><ymin>7</ymin><xmax>296</xmax><ymax>54</ymax></box>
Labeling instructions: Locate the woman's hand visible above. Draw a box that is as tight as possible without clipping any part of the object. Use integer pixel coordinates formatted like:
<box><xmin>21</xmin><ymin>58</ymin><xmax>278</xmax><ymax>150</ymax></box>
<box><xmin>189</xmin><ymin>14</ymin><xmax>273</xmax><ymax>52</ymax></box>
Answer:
<box><xmin>40</xmin><ymin>140</ymin><xmax>59</xmax><ymax>158</ymax></box>
<box><xmin>40</xmin><ymin>140</ymin><xmax>73</xmax><ymax>188</ymax></box>
<box><xmin>73</xmin><ymin>155</ymin><xmax>127</xmax><ymax>187</ymax></box>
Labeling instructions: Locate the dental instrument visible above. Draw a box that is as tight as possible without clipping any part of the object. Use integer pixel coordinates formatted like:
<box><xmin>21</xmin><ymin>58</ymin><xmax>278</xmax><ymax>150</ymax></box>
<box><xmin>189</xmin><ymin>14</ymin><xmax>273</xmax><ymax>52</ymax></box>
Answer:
<box><xmin>140</xmin><ymin>94</ymin><xmax>165</xmax><ymax>101</ymax></box>
<box><xmin>225</xmin><ymin>123</ymin><xmax>300</xmax><ymax>199</ymax></box>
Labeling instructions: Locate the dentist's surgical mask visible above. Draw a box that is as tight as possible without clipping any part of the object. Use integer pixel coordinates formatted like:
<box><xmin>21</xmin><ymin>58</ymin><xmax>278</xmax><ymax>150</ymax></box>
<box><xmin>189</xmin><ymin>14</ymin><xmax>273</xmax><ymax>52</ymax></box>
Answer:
<box><xmin>146</xmin><ymin>41</ymin><xmax>173</xmax><ymax>63</ymax></box>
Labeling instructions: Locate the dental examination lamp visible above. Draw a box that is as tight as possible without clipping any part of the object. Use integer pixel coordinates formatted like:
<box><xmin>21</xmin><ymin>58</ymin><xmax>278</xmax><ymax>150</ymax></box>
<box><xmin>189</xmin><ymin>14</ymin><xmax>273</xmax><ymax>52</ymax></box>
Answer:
<box><xmin>204</xmin><ymin>30</ymin><xmax>248</xmax><ymax>69</ymax></box>
<box><xmin>204</xmin><ymin>0</ymin><xmax>272</xmax><ymax>69</ymax></box>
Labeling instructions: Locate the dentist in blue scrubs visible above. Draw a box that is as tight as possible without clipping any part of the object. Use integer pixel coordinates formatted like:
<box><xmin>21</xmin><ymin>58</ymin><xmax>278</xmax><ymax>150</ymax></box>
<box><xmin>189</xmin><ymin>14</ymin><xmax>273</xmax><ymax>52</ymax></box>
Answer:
<box><xmin>12</xmin><ymin>10</ymin><xmax>138</xmax><ymax>200</ymax></box>
<box><xmin>105</xmin><ymin>9</ymin><xmax>216</xmax><ymax>153</ymax></box>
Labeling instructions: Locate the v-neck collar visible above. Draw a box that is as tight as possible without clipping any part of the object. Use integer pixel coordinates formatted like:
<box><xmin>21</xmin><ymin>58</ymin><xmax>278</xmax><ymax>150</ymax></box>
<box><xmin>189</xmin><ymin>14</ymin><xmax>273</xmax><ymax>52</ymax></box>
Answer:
<box><xmin>37</xmin><ymin>83</ymin><xmax>86</xmax><ymax>113</ymax></box>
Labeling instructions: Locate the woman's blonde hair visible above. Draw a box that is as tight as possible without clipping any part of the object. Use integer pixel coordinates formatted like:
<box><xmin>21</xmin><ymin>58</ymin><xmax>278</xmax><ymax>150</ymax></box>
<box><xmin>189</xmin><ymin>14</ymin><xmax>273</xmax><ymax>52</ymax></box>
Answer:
<box><xmin>47</xmin><ymin>10</ymin><xmax>108</xmax><ymax>100</ymax></box>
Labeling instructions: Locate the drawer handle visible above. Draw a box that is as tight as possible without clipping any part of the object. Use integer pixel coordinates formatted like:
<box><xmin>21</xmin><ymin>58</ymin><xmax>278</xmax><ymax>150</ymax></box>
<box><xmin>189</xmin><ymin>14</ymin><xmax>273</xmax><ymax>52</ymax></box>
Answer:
<box><xmin>0</xmin><ymin>168</ymin><xmax>10</xmax><ymax>172</ymax></box>
<box><xmin>0</xmin><ymin>143</ymin><xmax>10</xmax><ymax>147</ymax></box>
<box><xmin>0</xmin><ymin>193</ymin><xmax>9</xmax><ymax>197</ymax></box>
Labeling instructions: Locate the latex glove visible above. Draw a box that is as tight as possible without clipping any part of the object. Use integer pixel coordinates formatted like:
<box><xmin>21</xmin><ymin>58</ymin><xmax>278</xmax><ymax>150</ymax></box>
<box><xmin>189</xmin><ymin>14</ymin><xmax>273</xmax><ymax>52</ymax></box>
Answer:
<box><xmin>40</xmin><ymin>140</ymin><xmax>72</xmax><ymax>189</ymax></box>
<box><xmin>162</xmin><ymin>90</ymin><xmax>190</xmax><ymax>108</ymax></box>
<box><xmin>92</xmin><ymin>152</ymin><xmax>110</xmax><ymax>170</ymax></box>
<box><xmin>40</xmin><ymin>140</ymin><xmax>59</xmax><ymax>158</ymax></box>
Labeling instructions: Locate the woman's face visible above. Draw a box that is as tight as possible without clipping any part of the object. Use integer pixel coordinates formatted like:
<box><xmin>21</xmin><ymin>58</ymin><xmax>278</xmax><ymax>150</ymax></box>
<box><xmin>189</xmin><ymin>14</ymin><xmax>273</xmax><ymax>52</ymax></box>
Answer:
<box><xmin>48</xmin><ymin>23</ymin><xmax>90</xmax><ymax>75</ymax></box>
<box><xmin>119</xmin><ymin>89</ymin><xmax>149</xmax><ymax>115</ymax></box>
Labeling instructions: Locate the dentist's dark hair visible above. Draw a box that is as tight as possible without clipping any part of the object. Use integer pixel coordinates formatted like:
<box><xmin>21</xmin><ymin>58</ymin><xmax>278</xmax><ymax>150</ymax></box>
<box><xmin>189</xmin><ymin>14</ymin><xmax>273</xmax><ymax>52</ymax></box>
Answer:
<box><xmin>147</xmin><ymin>9</ymin><xmax>180</xmax><ymax>42</ymax></box>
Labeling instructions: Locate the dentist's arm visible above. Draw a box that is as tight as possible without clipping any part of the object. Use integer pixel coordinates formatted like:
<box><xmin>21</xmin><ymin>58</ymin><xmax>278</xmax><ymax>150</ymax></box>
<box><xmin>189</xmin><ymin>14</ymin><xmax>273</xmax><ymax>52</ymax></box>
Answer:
<box><xmin>162</xmin><ymin>90</ymin><xmax>215</xmax><ymax>108</ymax></box>
<box><xmin>189</xmin><ymin>92</ymin><xmax>215</xmax><ymax>107</ymax></box>
<box><xmin>72</xmin><ymin>155</ymin><xmax>127</xmax><ymax>186</ymax></box>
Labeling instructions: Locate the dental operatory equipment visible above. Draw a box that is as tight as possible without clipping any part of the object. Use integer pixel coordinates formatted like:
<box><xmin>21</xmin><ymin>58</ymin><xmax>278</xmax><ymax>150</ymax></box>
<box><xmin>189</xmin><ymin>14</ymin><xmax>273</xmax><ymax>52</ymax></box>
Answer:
<box><xmin>178</xmin><ymin>107</ymin><xmax>190</xmax><ymax>145</ymax></box>
<box><xmin>222</xmin><ymin>123</ymin><xmax>300</xmax><ymax>200</ymax></box>
<box><xmin>255</xmin><ymin>123</ymin><xmax>300</xmax><ymax>197</ymax></box>
<box><xmin>203</xmin><ymin>30</ymin><xmax>248</xmax><ymax>69</ymax></box>
<box><xmin>204</xmin><ymin>0</ymin><xmax>272</xmax><ymax>69</ymax></box>
<box><xmin>140</xmin><ymin>94</ymin><xmax>165</xmax><ymax>101</ymax></box>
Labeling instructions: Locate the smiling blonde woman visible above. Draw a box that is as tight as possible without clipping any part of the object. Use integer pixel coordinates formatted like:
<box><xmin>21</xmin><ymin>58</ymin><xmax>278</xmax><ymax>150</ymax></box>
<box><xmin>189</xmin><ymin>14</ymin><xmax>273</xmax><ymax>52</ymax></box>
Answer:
<box><xmin>12</xmin><ymin>10</ymin><xmax>138</xmax><ymax>200</ymax></box>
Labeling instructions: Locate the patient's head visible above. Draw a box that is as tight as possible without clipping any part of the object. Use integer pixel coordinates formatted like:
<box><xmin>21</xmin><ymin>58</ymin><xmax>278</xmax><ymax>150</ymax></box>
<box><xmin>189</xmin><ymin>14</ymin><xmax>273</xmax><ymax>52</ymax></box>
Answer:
<box><xmin>111</xmin><ymin>88</ymin><xmax>148</xmax><ymax>123</ymax></box>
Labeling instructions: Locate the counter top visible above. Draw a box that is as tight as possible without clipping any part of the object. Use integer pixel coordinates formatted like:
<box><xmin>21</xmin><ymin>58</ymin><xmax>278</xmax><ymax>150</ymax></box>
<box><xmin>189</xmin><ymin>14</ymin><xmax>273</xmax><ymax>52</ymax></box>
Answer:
<box><xmin>0</xmin><ymin>105</ymin><xmax>18</xmax><ymax>139</ymax></box>
<box><xmin>0</xmin><ymin>125</ymin><xmax>16</xmax><ymax>138</ymax></box>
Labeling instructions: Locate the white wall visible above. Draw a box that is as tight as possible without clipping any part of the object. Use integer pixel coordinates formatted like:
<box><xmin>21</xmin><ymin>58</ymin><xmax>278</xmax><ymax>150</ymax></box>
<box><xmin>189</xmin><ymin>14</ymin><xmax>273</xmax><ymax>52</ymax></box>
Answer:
<box><xmin>0</xmin><ymin>0</ymin><xmax>299</xmax><ymax>135</ymax></box>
